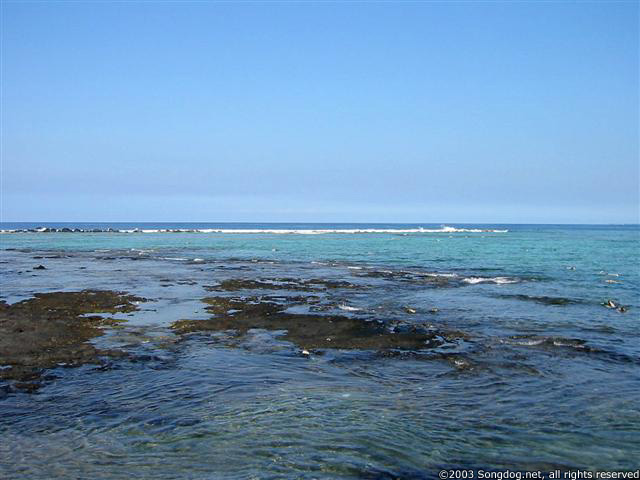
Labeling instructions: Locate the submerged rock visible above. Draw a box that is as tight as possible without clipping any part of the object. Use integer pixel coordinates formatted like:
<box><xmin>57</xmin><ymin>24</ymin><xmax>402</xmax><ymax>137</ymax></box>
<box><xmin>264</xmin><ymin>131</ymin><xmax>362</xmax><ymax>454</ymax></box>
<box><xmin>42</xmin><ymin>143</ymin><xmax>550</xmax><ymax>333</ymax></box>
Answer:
<box><xmin>0</xmin><ymin>290</ymin><xmax>146</xmax><ymax>391</ymax></box>
<box><xmin>171</xmin><ymin>294</ymin><xmax>464</xmax><ymax>352</ymax></box>
<box><xmin>172</xmin><ymin>311</ymin><xmax>438</xmax><ymax>350</ymax></box>
<box><xmin>205</xmin><ymin>277</ymin><xmax>362</xmax><ymax>292</ymax></box>
<box><xmin>352</xmin><ymin>269</ymin><xmax>454</xmax><ymax>287</ymax></box>
<box><xmin>496</xmin><ymin>294</ymin><xmax>582</xmax><ymax>306</ymax></box>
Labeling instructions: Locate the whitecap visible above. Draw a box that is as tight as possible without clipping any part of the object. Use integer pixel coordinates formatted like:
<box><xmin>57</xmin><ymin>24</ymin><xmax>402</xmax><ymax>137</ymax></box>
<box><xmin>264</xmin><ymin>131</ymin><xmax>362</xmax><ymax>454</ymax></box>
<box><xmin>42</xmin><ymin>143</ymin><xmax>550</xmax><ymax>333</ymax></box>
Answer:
<box><xmin>1</xmin><ymin>225</ymin><xmax>509</xmax><ymax>235</ymax></box>
<box><xmin>415</xmin><ymin>271</ymin><xmax>458</xmax><ymax>278</ymax></box>
<box><xmin>338</xmin><ymin>305</ymin><xmax>361</xmax><ymax>312</ymax></box>
<box><xmin>510</xmin><ymin>338</ymin><xmax>545</xmax><ymax>346</ymax></box>
<box><xmin>463</xmin><ymin>276</ymin><xmax>519</xmax><ymax>285</ymax></box>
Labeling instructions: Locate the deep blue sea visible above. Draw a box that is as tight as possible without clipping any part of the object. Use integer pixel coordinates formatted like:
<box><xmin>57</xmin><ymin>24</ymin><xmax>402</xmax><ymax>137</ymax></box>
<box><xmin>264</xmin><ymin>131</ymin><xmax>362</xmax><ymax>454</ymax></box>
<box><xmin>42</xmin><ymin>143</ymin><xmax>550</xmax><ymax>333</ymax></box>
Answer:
<box><xmin>1</xmin><ymin>223</ymin><xmax>639</xmax><ymax>478</ymax></box>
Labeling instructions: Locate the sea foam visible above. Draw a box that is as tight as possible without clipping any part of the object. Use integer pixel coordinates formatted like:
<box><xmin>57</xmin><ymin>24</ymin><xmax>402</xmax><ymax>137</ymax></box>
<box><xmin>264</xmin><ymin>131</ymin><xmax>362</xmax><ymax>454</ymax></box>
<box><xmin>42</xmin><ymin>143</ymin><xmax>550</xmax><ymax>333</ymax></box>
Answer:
<box><xmin>462</xmin><ymin>276</ymin><xmax>520</xmax><ymax>285</ymax></box>
<box><xmin>0</xmin><ymin>225</ymin><xmax>508</xmax><ymax>234</ymax></box>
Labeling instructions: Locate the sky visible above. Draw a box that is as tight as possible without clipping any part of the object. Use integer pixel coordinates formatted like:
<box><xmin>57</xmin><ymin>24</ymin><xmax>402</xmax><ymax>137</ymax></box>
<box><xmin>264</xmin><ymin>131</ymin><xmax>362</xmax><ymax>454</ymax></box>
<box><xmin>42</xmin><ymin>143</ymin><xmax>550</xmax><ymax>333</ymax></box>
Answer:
<box><xmin>1</xmin><ymin>1</ymin><xmax>638</xmax><ymax>223</ymax></box>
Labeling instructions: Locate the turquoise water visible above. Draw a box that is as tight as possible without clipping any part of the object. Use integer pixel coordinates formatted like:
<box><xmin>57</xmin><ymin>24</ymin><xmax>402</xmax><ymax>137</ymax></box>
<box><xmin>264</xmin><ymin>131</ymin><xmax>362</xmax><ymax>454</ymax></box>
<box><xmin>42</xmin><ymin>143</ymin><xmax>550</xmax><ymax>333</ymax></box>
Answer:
<box><xmin>1</xmin><ymin>224</ymin><xmax>639</xmax><ymax>478</ymax></box>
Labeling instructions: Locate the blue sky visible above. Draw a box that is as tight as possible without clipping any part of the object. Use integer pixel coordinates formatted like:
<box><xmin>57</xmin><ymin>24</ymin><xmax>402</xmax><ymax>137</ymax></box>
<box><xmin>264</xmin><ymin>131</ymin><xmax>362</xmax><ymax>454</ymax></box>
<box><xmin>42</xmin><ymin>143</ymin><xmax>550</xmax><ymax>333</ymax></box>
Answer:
<box><xmin>1</xmin><ymin>1</ymin><xmax>638</xmax><ymax>223</ymax></box>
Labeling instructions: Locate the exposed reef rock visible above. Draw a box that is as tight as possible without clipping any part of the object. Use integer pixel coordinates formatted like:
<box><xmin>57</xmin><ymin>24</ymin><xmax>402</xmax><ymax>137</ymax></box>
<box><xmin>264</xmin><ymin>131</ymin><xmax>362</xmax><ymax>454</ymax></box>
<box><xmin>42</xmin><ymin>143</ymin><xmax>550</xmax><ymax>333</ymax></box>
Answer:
<box><xmin>171</xmin><ymin>293</ymin><xmax>464</xmax><ymax>352</ymax></box>
<box><xmin>201</xmin><ymin>295</ymin><xmax>320</xmax><ymax>316</ymax></box>
<box><xmin>0</xmin><ymin>290</ymin><xmax>145</xmax><ymax>391</ymax></box>
<box><xmin>351</xmin><ymin>269</ymin><xmax>456</xmax><ymax>287</ymax></box>
<box><xmin>205</xmin><ymin>277</ymin><xmax>362</xmax><ymax>292</ymax></box>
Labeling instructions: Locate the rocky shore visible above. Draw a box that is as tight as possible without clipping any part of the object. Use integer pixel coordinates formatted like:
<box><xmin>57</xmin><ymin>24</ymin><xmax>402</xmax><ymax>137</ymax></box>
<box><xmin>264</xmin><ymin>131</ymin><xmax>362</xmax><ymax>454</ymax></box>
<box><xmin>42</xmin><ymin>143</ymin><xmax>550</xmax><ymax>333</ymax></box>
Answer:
<box><xmin>0</xmin><ymin>290</ymin><xmax>146</xmax><ymax>392</ymax></box>
<box><xmin>0</xmin><ymin>280</ymin><xmax>469</xmax><ymax>393</ymax></box>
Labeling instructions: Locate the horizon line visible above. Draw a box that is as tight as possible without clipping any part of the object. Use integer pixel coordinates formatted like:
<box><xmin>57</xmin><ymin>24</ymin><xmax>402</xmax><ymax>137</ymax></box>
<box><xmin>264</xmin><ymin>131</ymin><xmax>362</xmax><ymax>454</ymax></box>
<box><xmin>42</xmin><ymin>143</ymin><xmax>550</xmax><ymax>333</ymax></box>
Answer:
<box><xmin>1</xmin><ymin>221</ymin><xmax>639</xmax><ymax>226</ymax></box>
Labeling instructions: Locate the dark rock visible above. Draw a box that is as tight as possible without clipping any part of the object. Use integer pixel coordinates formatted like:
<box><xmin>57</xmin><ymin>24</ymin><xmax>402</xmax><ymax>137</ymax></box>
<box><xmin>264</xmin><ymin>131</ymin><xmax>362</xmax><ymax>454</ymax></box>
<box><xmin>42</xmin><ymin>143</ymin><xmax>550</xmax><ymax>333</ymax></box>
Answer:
<box><xmin>0</xmin><ymin>290</ymin><xmax>146</xmax><ymax>391</ymax></box>
<box><xmin>171</xmin><ymin>294</ymin><xmax>467</xmax><ymax>352</ymax></box>
<box><xmin>0</xmin><ymin>384</ymin><xmax>10</xmax><ymax>399</ymax></box>
<box><xmin>13</xmin><ymin>382</ymin><xmax>41</xmax><ymax>393</ymax></box>
<box><xmin>352</xmin><ymin>269</ymin><xmax>456</xmax><ymax>288</ymax></box>
<box><xmin>497</xmin><ymin>294</ymin><xmax>581</xmax><ymax>306</ymax></box>
<box><xmin>205</xmin><ymin>277</ymin><xmax>362</xmax><ymax>293</ymax></box>
<box><xmin>33</xmin><ymin>265</ymin><xmax>46</xmax><ymax>270</ymax></box>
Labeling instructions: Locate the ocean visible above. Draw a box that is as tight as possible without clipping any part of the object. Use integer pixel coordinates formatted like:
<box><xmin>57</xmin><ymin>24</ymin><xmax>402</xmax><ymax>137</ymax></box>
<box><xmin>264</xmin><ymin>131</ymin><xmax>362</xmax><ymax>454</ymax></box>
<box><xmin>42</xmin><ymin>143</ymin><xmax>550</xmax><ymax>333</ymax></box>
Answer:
<box><xmin>1</xmin><ymin>223</ymin><xmax>638</xmax><ymax>478</ymax></box>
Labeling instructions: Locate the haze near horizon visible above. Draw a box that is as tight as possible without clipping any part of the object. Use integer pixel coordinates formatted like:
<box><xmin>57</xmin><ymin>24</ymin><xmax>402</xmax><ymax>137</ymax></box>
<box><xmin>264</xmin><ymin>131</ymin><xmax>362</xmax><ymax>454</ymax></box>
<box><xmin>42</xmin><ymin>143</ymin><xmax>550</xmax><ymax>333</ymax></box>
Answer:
<box><xmin>1</xmin><ymin>1</ymin><xmax>638</xmax><ymax>224</ymax></box>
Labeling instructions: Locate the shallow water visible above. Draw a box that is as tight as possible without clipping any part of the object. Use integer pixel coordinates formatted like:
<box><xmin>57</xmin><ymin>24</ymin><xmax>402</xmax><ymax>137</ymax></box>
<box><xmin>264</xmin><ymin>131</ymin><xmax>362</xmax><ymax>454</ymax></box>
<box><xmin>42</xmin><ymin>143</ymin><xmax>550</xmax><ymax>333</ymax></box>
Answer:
<box><xmin>1</xmin><ymin>223</ymin><xmax>639</xmax><ymax>478</ymax></box>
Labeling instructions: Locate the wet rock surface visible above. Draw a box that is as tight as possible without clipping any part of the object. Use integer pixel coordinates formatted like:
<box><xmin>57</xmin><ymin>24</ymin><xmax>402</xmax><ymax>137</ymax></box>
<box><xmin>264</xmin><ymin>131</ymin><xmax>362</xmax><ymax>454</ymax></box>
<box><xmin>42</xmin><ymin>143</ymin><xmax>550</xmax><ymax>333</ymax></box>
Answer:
<box><xmin>172</xmin><ymin>310</ymin><xmax>440</xmax><ymax>351</ymax></box>
<box><xmin>201</xmin><ymin>294</ymin><xmax>321</xmax><ymax>316</ymax></box>
<box><xmin>494</xmin><ymin>294</ymin><xmax>584</xmax><ymax>305</ymax></box>
<box><xmin>0</xmin><ymin>290</ymin><xmax>146</xmax><ymax>390</ymax></box>
<box><xmin>502</xmin><ymin>335</ymin><xmax>640</xmax><ymax>365</ymax></box>
<box><xmin>205</xmin><ymin>277</ymin><xmax>362</xmax><ymax>292</ymax></box>
<box><xmin>351</xmin><ymin>269</ymin><xmax>455</xmax><ymax>287</ymax></box>
<box><xmin>171</xmin><ymin>287</ymin><xmax>464</xmax><ymax>351</ymax></box>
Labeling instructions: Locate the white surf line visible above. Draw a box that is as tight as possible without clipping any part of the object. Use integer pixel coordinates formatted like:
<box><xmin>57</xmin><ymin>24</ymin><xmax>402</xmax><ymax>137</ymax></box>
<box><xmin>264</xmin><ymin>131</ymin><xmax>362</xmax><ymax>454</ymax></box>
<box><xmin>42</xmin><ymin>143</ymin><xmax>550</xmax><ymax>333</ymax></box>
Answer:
<box><xmin>1</xmin><ymin>226</ymin><xmax>509</xmax><ymax>234</ymax></box>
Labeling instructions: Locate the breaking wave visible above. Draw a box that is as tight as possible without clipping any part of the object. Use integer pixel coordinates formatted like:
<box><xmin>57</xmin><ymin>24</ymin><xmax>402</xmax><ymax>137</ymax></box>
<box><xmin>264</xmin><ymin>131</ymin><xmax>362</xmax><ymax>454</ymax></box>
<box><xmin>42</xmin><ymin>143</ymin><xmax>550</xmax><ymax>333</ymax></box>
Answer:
<box><xmin>1</xmin><ymin>225</ymin><xmax>508</xmax><ymax>234</ymax></box>
<box><xmin>462</xmin><ymin>276</ymin><xmax>520</xmax><ymax>285</ymax></box>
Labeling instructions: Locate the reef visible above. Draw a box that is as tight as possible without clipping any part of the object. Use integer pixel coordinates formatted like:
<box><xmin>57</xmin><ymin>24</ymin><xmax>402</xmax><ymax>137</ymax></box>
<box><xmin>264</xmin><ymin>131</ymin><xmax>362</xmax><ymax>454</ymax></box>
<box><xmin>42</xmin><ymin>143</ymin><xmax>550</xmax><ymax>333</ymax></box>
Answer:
<box><xmin>171</xmin><ymin>288</ymin><xmax>464</xmax><ymax>352</ymax></box>
<box><xmin>494</xmin><ymin>294</ymin><xmax>583</xmax><ymax>306</ymax></box>
<box><xmin>205</xmin><ymin>277</ymin><xmax>362</xmax><ymax>292</ymax></box>
<box><xmin>351</xmin><ymin>269</ymin><xmax>456</xmax><ymax>287</ymax></box>
<box><xmin>0</xmin><ymin>290</ymin><xmax>145</xmax><ymax>391</ymax></box>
